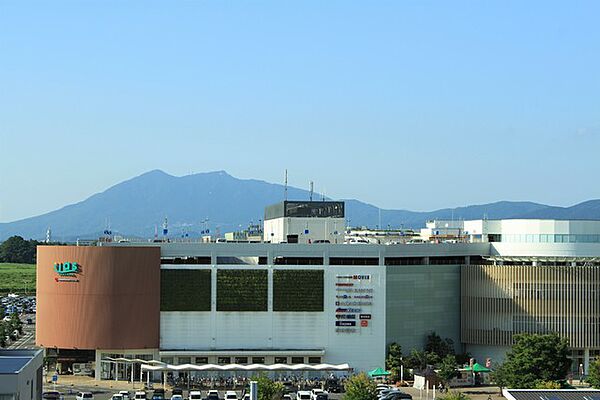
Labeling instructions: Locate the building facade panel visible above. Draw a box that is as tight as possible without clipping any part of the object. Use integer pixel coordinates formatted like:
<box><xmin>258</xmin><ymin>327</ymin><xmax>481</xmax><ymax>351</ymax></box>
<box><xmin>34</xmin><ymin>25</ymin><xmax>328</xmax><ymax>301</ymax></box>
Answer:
<box><xmin>462</xmin><ymin>264</ymin><xmax>600</xmax><ymax>349</ymax></box>
<box><xmin>36</xmin><ymin>246</ymin><xmax>160</xmax><ymax>350</ymax></box>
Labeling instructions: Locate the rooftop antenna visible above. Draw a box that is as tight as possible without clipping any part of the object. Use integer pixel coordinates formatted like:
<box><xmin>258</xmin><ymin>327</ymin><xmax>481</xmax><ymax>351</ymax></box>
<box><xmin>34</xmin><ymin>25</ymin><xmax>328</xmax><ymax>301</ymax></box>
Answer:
<box><xmin>103</xmin><ymin>218</ymin><xmax>112</xmax><ymax>236</ymax></box>
<box><xmin>309</xmin><ymin>181</ymin><xmax>314</xmax><ymax>201</ymax></box>
<box><xmin>284</xmin><ymin>169</ymin><xmax>288</xmax><ymax>201</ymax></box>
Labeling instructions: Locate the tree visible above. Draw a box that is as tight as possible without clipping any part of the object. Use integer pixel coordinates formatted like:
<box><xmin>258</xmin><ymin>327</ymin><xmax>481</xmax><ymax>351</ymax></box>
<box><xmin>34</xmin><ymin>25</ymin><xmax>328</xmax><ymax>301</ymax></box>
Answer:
<box><xmin>405</xmin><ymin>349</ymin><xmax>439</xmax><ymax>371</ymax></box>
<box><xmin>343</xmin><ymin>373</ymin><xmax>378</xmax><ymax>400</ymax></box>
<box><xmin>254</xmin><ymin>374</ymin><xmax>284</xmax><ymax>400</ymax></box>
<box><xmin>0</xmin><ymin>322</ymin><xmax>6</xmax><ymax>348</ymax></box>
<box><xmin>0</xmin><ymin>236</ymin><xmax>38</xmax><ymax>264</ymax></box>
<box><xmin>437</xmin><ymin>355</ymin><xmax>459</xmax><ymax>384</ymax></box>
<box><xmin>425</xmin><ymin>332</ymin><xmax>455</xmax><ymax>359</ymax></box>
<box><xmin>588</xmin><ymin>358</ymin><xmax>600</xmax><ymax>389</ymax></box>
<box><xmin>492</xmin><ymin>333</ymin><xmax>570</xmax><ymax>389</ymax></box>
<box><xmin>535</xmin><ymin>381</ymin><xmax>562</xmax><ymax>389</ymax></box>
<box><xmin>386</xmin><ymin>343</ymin><xmax>403</xmax><ymax>381</ymax></box>
<box><xmin>9</xmin><ymin>312</ymin><xmax>23</xmax><ymax>335</ymax></box>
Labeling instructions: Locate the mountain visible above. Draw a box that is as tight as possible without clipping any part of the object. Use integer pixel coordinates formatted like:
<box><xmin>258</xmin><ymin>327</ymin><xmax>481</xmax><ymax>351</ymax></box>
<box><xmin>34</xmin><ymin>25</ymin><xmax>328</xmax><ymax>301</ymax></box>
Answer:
<box><xmin>1</xmin><ymin>170</ymin><xmax>600</xmax><ymax>241</ymax></box>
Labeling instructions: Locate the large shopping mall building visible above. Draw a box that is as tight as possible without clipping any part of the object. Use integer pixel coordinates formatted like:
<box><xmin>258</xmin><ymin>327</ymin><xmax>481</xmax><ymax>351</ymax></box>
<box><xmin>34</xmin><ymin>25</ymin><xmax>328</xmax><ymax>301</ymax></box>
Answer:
<box><xmin>35</xmin><ymin>202</ymin><xmax>600</xmax><ymax>380</ymax></box>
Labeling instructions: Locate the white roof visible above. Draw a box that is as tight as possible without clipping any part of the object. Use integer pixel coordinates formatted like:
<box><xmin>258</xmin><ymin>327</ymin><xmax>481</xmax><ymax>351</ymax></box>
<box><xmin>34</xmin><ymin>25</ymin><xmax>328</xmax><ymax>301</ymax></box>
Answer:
<box><xmin>141</xmin><ymin>363</ymin><xmax>351</xmax><ymax>372</ymax></box>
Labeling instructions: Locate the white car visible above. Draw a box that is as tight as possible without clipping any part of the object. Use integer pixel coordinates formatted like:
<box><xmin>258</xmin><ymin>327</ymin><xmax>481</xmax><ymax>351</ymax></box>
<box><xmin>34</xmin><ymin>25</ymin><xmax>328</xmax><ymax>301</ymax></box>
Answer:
<box><xmin>134</xmin><ymin>392</ymin><xmax>147</xmax><ymax>400</ymax></box>
<box><xmin>119</xmin><ymin>392</ymin><xmax>130</xmax><ymax>400</ymax></box>
<box><xmin>189</xmin><ymin>392</ymin><xmax>202</xmax><ymax>400</ymax></box>
<box><xmin>112</xmin><ymin>395</ymin><xmax>123</xmax><ymax>400</ymax></box>
<box><xmin>297</xmin><ymin>391</ymin><xmax>311</xmax><ymax>400</ymax></box>
<box><xmin>171</xmin><ymin>396</ymin><xmax>183</xmax><ymax>400</ymax></box>
<box><xmin>76</xmin><ymin>393</ymin><xmax>93</xmax><ymax>400</ymax></box>
<box><xmin>225</xmin><ymin>391</ymin><xmax>238</xmax><ymax>400</ymax></box>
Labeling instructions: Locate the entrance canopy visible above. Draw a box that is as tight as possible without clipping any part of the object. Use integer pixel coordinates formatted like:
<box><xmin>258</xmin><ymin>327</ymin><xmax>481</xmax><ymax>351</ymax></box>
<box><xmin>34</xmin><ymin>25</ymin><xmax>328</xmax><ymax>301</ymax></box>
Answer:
<box><xmin>140</xmin><ymin>363</ymin><xmax>351</xmax><ymax>372</ymax></box>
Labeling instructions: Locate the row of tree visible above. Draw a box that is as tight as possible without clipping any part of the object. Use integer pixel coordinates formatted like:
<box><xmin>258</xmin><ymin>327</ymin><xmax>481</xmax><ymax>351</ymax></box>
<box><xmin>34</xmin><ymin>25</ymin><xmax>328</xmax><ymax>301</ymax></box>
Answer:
<box><xmin>0</xmin><ymin>235</ymin><xmax>65</xmax><ymax>264</ymax></box>
<box><xmin>386</xmin><ymin>331</ymin><xmax>600</xmax><ymax>390</ymax></box>
<box><xmin>0</xmin><ymin>312</ymin><xmax>24</xmax><ymax>348</ymax></box>
<box><xmin>386</xmin><ymin>332</ymin><xmax>468</xmax><ymax>384</ymax></box>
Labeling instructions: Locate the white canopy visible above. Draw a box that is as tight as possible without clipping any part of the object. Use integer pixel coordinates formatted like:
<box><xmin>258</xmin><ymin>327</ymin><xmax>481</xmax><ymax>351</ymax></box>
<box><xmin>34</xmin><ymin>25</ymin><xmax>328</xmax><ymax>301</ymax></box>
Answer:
<box><xmin>140</xmin><ymin>363</ymin><xmax>351</xmax><ymax>372</ymax></box>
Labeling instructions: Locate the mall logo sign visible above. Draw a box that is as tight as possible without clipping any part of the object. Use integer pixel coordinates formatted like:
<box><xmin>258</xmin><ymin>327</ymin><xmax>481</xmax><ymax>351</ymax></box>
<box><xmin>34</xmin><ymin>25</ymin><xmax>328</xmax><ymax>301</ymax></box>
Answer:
<box><xmin>53</xmin><ymin>262</ymin><xmax>81</xmax><ymax>282</ymax></box>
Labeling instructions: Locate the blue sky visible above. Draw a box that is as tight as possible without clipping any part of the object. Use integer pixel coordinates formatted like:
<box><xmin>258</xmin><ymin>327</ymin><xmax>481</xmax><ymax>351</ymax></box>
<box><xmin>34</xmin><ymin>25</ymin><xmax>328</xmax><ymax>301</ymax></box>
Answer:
<box><xmin>1</xmin><ymin>1</ymin><xmax>599</xmax><ymax>222</ymax></box>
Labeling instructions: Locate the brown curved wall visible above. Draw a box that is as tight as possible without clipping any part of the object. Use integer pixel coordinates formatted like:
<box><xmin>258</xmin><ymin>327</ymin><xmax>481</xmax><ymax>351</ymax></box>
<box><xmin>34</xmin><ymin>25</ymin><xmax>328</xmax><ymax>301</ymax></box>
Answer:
<box><xmin>36</xmin><ymin>246</ymin><xmax>160</xmax><ymax>350</ymax></box>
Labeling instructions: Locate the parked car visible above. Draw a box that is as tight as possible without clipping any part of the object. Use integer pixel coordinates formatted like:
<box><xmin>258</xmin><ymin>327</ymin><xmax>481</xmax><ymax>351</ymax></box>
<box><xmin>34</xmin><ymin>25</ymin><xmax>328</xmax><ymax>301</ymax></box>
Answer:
<box><xmin>112</xmin><ymin>394</ymin><xmax>124</xmax><ymax>400</ymax></box>
<box><xmin>225</xmin><ymin>391</ymin><xmax>238</xmax><ymax>400</ymax></box>
<box><xmin>379</xmin><ymin>390</ymin><xmax>412</xmax><ymax>400</ymax></box>
<box><xmin>76</xmin><ymin>392</ymin><xmax>94</xmax><ymax>400</ymax></box>
<box><xmin>171</xmin><ymin>395</ymin><xmax>183</xmax><ymax>400</ymax></box>
<box><xmin>206</xmin><ymin>390</ymin><xmax>220</xmax><ymax>400</ymax></box>
<box><xmin>189</xmin><ymin>391</ymin><xmax>202</xmax><ymax>400</ymax></box>
<box><xmin>134</xmin><ymin>392</ymin><xmax>147</xmax><ymax>400</ymax></box>
<box><xmin>297</xmin><ymin>391</ymin><xmax>311</xmax><ymax>400</ymax></box>
<box><xmin>43</xmin><ymin>392</ymin><xmax>61</xmax><ymax>400</ymax></box>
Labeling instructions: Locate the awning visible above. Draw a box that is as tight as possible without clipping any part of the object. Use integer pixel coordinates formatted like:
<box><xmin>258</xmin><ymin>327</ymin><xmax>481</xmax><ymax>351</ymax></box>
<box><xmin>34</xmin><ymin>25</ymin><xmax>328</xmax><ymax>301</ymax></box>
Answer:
<box><xmin>141</xmin><ymin>363</ymin><xmax>351</xmax><ymax>372</ymax></box>
<box><xmin>368</xmin><ymin>367</ymin><xmax>391</xmax><ymax>377</ymax></box>
<box><xmin>463</xmin><ymin>363</ymin><xmax>490</xmax><ymax>373</ymax></box>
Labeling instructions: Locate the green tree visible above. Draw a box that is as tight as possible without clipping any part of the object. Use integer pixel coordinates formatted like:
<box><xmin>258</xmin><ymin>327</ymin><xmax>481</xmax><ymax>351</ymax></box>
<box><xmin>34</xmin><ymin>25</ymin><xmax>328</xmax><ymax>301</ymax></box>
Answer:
<box><xmin>437</xmin><ymin>354</ymin><xmax>459</xmax><ymax>384</ymax></box>
<box><xmin>254</xmin><ymin>374</ymin><xmax>284</xmax><ymax>400</ymax></box>
<box><xmin>386</xmin><ymin>342</ymin><xmax>403</xmax><ymax>381</ymax></box>
<box><xmin>0</xmin><ymin>236</ymin><xmax>39</xmax><ymax>264</ymax></box>
<box><xmin>588</xmin><ymin>358</ymin><xmax>600</xmax><ymax>389</ymax></box>
<box><xmin>343</xmin><ymin>373</ymin><xmax>378</xmax><ymax>400</ymax></box>
<box><xmin>405</xmin><ymin>349</ymin><xmax>439</xmax><ymax>371</ymax></box>
<box><xmin>425</xmin><ymin>331</ymin><xmax>455</xmax><ymax>359</ymax></box>
<box><xmin>0</xmin><ymin>322</ymin><xmax>7</xmax><ymax>347</ymax></box>
<box><xmin>10</xmin><ymin>312</ymin><xmax>23</xmax><ymax>335</ymax></box>
<box><xmin>492</xmin><ymin>333</ymin><xmax>570</xmax><ymax>389</ymax></box>
<box><xmin>535</xmin><ymin>381</ymin><xmax>562</xmax><ymax>389</ymax></box>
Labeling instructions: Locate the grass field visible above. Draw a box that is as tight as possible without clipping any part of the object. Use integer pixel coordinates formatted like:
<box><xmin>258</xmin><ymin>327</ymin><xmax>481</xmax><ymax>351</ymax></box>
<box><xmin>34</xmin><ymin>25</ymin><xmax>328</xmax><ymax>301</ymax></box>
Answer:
<box><xmin>0</xmin><ymin>263</ymin><xmax>36</xmax><ymax>295</ymax></box>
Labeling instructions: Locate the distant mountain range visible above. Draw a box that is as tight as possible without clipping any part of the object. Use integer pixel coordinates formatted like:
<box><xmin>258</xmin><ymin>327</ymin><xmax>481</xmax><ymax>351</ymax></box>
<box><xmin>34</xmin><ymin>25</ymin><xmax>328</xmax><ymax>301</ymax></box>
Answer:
<box><xmin>1</xmin><ymin>169</ymin><xmax>600</xmax><ymax>241</ymax></box>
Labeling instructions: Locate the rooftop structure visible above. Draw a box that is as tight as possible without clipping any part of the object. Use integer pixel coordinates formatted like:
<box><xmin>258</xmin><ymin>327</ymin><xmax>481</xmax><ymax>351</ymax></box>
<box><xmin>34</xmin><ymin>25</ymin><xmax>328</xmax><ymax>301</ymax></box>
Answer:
<box><xmin>0</xmin><ymin>349</ymin><xmax>43</xmax><ymax>400</ymax></box>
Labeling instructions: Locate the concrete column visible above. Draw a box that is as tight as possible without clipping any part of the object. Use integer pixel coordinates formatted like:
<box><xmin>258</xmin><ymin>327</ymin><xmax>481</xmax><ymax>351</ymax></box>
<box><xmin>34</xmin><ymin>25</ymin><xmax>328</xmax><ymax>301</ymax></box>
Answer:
<box><xmin>115</xmin><ymin>362</ymin><xmax>118</xmax><ymax>381</ymax></box>
<box><xmin>94</xmin><ymin>350</ymin><xmax>102</xmax><ymax>381</ymax></box>
<box><xmin>268</xmin><ymin>268</ymin><xmax>273</xmax><ymax>312</ymax></box>
<box><xmin>211</xmin><ymin>264</ymin><xmax>217</xmax><ymax>349</ymax></box>
<box><xmin>585</xmin><ymin>348</ymin><xmax>590</xmax><ymax>375</ymax></box>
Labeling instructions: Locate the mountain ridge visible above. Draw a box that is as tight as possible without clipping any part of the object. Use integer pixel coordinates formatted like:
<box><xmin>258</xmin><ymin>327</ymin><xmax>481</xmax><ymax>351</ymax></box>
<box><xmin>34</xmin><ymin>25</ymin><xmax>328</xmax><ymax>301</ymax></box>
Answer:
<box><xmin>1</xmin><ymin>169</ymin><xmax>599</xmax><ymax>241</ymax></box>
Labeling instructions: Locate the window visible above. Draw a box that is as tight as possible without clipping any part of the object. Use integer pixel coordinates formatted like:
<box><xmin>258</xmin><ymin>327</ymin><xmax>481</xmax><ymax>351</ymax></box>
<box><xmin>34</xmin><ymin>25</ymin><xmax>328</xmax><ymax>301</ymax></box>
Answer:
<box><xmin>274</xmin><ymin>357</ymin><xmax>287</xmax><ymax>364</ymax></box>
<box><xmin>385</xmin><ymin>257</ymin><xmax>424</xmax><ymax>265</ymax></box>
<box><xmin>178</xmin><ymin>357</ymin><xmax>191</xmax><ymax>364</ymax></box>
<box><xmin>218</xmin><ymin>357</ymin><xmax>231</xmax><ymax>364</ymax></box>
<box><xmin>273</xmin><ymin>257</ymin><xmax>323</xmax><ymax>265</ymax></box>
<box><xmin>161</xmin><ymin>357</ymin><xmax>174</xmax><ymax>364</ymax></box>
<box><xmin>252</xmin><ymin>357</ymin><xmax>265</xmax><ymax>364</ymax></box>
<box><xmin>308</xmin><ymin>357</ymin><xmax>321</xmax><ymax>364</ymax></box>
<box><xmin>329</xmin><ymin>257</ymin><xmax>378</xmax><ymax>266</ymax></box>
<box><xmin>162</xmin><ymin>257</ymin><xmax>211</xmax><ymax>264</ymax></box>
<box><xmin>291</xmin><ymin>357</ymin><xmax>304</xmax><ymax>364</ymax></box>
<box><xmin>234</xmin><ymin>357</ymin><xmax>248</xmax><ymax>364</ymax></box>
<box><xmin>195</xmin><ymin>357</ymin><xmax>208</xmax><ymax>364</ymax></box>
